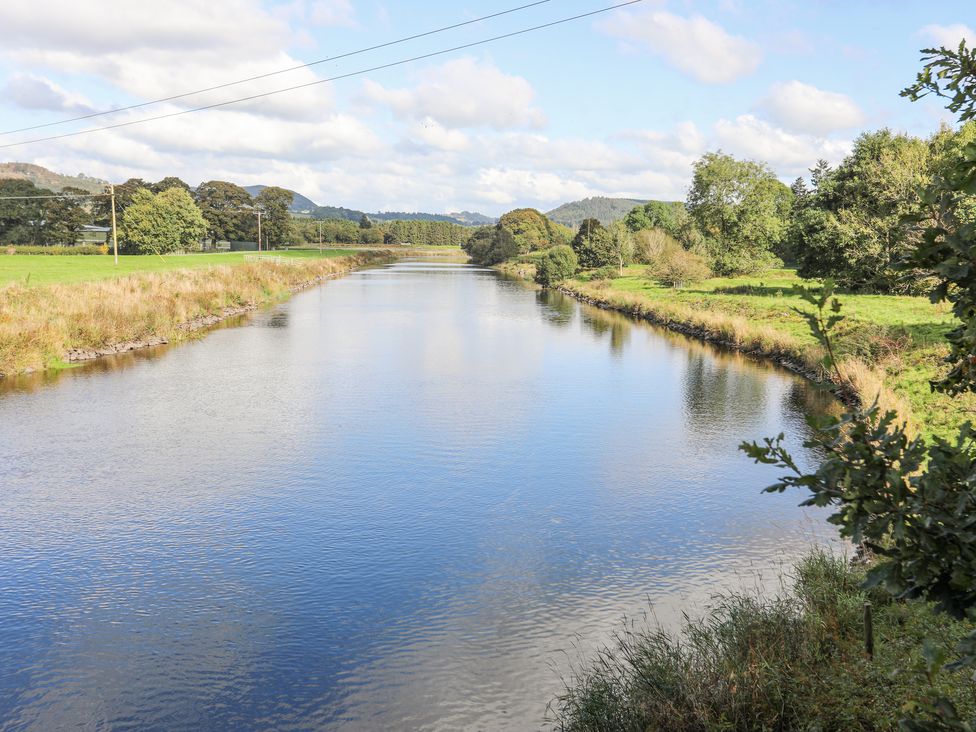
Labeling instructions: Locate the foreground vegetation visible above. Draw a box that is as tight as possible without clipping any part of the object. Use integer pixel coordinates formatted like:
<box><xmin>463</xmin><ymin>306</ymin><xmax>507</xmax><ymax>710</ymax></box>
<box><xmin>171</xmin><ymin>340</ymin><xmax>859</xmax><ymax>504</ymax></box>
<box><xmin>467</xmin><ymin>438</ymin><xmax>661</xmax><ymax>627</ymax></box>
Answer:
<box><xmin>551</xmin><ymin>552</ymin><xmax>975</xmax><ymax>731</ymax></box>
<box><xmin>0</xmin><ymin>250</ymin><xmax>391</xmax><ymax>376</ymax></box>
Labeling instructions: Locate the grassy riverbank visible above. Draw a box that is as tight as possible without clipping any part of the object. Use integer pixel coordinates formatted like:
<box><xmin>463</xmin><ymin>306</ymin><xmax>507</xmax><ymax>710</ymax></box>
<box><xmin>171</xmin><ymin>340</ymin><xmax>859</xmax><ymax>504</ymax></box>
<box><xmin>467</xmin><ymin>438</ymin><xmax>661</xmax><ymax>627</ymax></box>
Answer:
<box><xmin>0</xmin><ymin>250</ymin><xmax>392</xmax><ymax>376</ymax></box>
<box><xmin>0</xmin><ymin>249</ymin><xmax>362</xmax><ymax>286</ymax></box>
<box><xmin>551</xmin><ymin>551</ymin><xmax>975</xmax><ymax>731</ymax></box>
<box><xmin>513</xmin><ymin>263</ymin><xmax>968</xmax><ymax>441</ymax></box>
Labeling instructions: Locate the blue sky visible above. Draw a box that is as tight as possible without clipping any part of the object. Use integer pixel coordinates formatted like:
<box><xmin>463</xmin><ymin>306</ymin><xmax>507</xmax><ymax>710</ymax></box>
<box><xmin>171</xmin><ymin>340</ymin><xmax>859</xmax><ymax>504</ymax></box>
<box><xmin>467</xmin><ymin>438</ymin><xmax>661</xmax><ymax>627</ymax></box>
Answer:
<box><xmin>0</xmin><ymin>0</ymin><xmax>972</xmax><ymax>214</ymax></box>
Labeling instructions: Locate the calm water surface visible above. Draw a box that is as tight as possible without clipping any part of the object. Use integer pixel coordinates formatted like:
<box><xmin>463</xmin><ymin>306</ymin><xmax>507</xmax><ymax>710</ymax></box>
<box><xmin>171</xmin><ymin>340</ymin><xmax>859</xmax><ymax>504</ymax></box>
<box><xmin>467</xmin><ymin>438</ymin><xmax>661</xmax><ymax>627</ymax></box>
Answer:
<box><xmin>0</xmin><ymin>261</ymin><xmax>835</xmax><ymax>730</ymax></box>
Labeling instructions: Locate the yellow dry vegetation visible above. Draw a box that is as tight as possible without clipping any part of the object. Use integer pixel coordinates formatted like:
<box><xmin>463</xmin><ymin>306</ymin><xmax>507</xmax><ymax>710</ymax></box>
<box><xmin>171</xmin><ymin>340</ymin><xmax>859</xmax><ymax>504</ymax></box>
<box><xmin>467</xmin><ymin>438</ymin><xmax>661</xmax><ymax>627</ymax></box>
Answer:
<box><xmin>0</xmin><ymin>252</ymin><xmax>389</xmax><ymax>376</ymax></box>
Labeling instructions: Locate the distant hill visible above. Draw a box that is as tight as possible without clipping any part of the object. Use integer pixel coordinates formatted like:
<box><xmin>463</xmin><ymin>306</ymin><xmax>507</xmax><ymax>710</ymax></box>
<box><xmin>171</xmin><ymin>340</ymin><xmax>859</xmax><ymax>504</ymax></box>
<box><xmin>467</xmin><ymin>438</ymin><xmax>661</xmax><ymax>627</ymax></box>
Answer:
<box><xmin>308</xmin><ymin>205</ymin><xmax>493</xmax><ymax>227</ymax></box>
<box><xmin>448</xmin><ymin>211</ymin><xmax>497</xmax><ymax>226</ymax></box>
<box><xmin>546</xmin><ymin>196</ymin><xmax>650</xmax><ymax>228</ymax></box>
<box><xmin>0</xmin><ymin>165</ymin><xmax>494</xmax><ymax>225</ymax></box>
<box><xmin>0</xmin><ymin>162</ymin><xmax>107</xmax><ymax>194</ymax></box>
<box><xmin>244</xmin><ymin>185</ymin><xmax>318</xmax><ymax>213</ymax></box>
<box><xmin>371</xmin><ymin>211</ymin><xmax>486</xmax><ymax>225</ymax></box>
<box><xmin>242</xmin><ymin>185</ymin><xmax>494</xmax><ymax>226</ymax></box>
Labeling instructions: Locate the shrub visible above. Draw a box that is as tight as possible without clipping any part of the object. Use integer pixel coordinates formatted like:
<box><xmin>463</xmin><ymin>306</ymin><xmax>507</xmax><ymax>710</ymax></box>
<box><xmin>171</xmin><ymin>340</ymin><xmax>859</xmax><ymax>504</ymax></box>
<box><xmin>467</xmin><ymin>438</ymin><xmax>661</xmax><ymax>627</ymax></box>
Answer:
<box><xmin>632</xmin><ymin>228</ymin><xmax>675</xmax><ymax>264</ymax></box>
<box><xmin>571</xmin><ymin>219</ymin><xmax>616</xmax><ymax>269</ymax></box>
<box><xmin>588</xmin><ymin>265</ymin><xmax>618</xmax><ymax>281</ymax></box>
<box><xmin>550</xmin><ymin>551</ymin><xmax>974</xmax><ymax>732</ymax></box>
<box><xmin>464</xmin><ymin>225</ymin><xmax>519</xmax><ymax>265</ymax></box>
<box><xmin>534</xmin><ymin>245</ymin><xmax>579</xmax><ymax>287</ymax></box>
<box><xmin>644</xmin><ymin>235</ymin><xmax>712</xmax><ymax>287</ymax></box>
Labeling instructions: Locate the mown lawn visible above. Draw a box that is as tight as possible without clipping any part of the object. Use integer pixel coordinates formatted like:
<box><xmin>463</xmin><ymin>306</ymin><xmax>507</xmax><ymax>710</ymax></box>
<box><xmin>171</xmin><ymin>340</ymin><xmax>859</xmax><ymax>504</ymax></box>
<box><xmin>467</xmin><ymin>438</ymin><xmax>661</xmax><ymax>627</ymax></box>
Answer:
<box><xmin>567</xmin><ymin>266</ymin><xmax>972</xmax><ymax>440</ymax></box>
<box><xmin>0</xmin><ymin>249</ymin><xmax>360</xmax><ymax>286</ymax></box>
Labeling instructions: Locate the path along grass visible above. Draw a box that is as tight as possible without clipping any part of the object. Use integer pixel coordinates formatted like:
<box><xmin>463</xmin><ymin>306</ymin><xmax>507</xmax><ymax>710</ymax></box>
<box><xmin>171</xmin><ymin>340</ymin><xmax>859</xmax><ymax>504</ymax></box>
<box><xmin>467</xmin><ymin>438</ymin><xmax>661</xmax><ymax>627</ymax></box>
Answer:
<box><xmin>0</xmin><ymin>250</ymin><xmax>390</xmax><ymax>376</ymax></box>
<box><xmin>548</xmin><ymin>266</ymin><xmax>971</xmax><ymax>441</ymax></box>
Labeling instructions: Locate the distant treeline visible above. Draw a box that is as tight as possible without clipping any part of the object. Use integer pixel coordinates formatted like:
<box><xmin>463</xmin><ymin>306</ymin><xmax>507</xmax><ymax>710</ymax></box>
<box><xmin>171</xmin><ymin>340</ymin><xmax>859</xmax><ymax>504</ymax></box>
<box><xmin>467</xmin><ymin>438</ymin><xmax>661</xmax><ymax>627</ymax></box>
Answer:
<box><xmin>0</xmin><ymin>175</ymin><xmax>473</xmax><ymax>251</ymax></box>
<box><xmin>308</xmin><ymin>206</ymin><xmax>492</xmax><ymax>226</ymax></box>
<box><xmin>465</xmin><ymin>119</ymin><xmax>976</xmax><ymax>296</ymax></box>
<box><xmin>290</xmin><ymin>216</ymin><xmax>471</xmax><ymax>247</ymax></box>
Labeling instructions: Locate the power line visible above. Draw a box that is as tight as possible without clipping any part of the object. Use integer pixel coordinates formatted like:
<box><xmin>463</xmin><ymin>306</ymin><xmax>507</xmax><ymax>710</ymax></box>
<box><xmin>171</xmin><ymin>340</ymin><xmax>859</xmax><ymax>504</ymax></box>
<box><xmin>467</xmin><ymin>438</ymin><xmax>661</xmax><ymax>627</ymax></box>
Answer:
<box><xmin>0</xmin><ymin>0</ymin><xmax>643</xmax><ymax>151</ymax></box>
<box><xmin>0</xmin><ymin>0</ymin><xmax>553</xmax><ymax>136</ymax></box>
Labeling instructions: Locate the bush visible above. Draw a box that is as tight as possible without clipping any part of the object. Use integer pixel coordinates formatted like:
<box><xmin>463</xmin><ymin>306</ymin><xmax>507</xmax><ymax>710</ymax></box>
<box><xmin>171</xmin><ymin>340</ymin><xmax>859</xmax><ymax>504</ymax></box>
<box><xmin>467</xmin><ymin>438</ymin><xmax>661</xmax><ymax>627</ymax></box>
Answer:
<box><xmin>550</xmin><ymin>551</ymin><xmax>974</xmax><ymax>731</ymax></box>
<box><xmin>534</xmin><ymin>245</ymin><xmax>579</xmax><ymax>287</ymax></box>
<box><xmin>464</xmin><ymin>225</ymin><xmax>519</xmax><ymax>265</ymax></box>
<box><xmin>571</xmin><ymin>219</ymin><xmax>617</xmax><ymax>269</ymax></box>
<box><xmin>643</xmin><ymin>235</ymin><xmax>712</xmax><ymax>287</ymax></box>
<box><xmin>6</xmin><ymin>244</ymin><xmax>109</xmax><ymax>255</ymax></box>
<box><xmin>588</xmin><ymin>265</ymin><xmax>617</xmax><ymax>281</ymax></box>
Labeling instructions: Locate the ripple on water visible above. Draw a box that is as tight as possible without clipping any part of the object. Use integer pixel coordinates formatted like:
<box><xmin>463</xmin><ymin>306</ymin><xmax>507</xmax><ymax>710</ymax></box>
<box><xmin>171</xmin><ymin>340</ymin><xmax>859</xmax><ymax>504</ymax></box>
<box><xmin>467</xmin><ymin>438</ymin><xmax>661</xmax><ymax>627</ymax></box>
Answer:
<box><xmin>0</xmin><ymin>260</ymin><xmax>837</xmax><ymax>731</ymax></box>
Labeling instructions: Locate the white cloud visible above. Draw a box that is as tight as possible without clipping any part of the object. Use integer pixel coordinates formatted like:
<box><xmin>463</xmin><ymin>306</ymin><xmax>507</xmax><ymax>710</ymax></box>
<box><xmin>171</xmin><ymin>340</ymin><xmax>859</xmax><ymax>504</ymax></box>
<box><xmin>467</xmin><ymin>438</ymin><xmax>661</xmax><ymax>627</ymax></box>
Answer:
<box><xmin>309</xmin><ymin>0</ymin><xmax>357</xmax><ymax>27</ymax></box>
<box><xmin>3</xmin><ymin>73</ymin><xmax>93</xmax><ymax>113</ymax></box>
<box><xmin>401</xmin><ymin>118</ymin><xmax>471</xmax><ymax>153</ymax></box>
<box><xmin>919</xmin><ymin>23</ymin><xmax>976</xmax><ymax>48</ymax></box>
<box><xmin>362</xmin><ymin>58</ymin><xmax>545</xmax><ymax>130</ymax></box>
<box><xmin>759</xmin><ymin>81</ymin><xmax>865</xmax><ymax>135</ymax></box>
<box><xmin>475</xmin><ymin>169</ymin><xmax>596</xmax><ymax>206</ymax></box>
<box><xmin>601</xmin><ymin>10</ymin><xmax>761</xmax><ymax>84</ymax></box>
<box><xmin>713</xmin><ymin>114</ymin><xmax>852</xmax><ymax>175</ymax></box>
<box><xmin>0</xmin><ymin>0</ymin><xmax>333</xmax><ymax>119</ymax></box>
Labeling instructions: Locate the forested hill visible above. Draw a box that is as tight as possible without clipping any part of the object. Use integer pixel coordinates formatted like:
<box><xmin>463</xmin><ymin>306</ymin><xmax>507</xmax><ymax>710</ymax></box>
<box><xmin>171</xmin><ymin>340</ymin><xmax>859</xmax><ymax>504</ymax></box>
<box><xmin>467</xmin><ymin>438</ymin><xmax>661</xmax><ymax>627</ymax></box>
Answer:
<box><xmin>309</xmin><ymin>205</ymin><xmax>495</xmax><ymax>227</ymax></box>
<box><xmin>546</xmin><ymin>196</ymin><xmax>650</xmax><ymax>227</ymax></box>
<box><xmin>0</xmin><ymin>162</ymin><xmax>107</xmax><ymax>195</ymax></box>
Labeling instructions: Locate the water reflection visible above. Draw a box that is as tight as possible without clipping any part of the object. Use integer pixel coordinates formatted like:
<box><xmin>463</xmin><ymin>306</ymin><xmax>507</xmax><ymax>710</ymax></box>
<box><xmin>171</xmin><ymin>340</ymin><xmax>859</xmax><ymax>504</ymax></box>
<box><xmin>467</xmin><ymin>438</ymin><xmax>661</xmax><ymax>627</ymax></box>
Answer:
<box><xmin>0</xmin><ymin>261</ymin><xmax>837</xmax><ymax>731</ymax></box>
<box><xmin>534</xmin><ymin>288</ymin><xmax>575</xmax><ymax>328</ymax></box>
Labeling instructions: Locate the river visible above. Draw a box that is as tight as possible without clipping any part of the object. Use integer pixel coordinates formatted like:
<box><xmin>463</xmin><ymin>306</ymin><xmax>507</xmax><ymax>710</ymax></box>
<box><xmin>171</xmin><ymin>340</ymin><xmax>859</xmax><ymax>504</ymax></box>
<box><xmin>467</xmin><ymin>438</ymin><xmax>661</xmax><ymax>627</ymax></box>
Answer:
<box><xmin>0</xmin><ymin>260</ymin><xmax>835</xmax><ymax>730</ymax></box>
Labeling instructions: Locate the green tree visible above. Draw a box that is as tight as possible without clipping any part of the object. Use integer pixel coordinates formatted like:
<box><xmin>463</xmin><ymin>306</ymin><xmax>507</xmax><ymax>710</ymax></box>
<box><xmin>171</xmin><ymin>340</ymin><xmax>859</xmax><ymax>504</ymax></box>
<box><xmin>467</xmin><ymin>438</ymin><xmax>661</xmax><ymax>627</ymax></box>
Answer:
<box><xmin>498</xmin><ymin>208</ymin><xmax>561</xmax><ymax>252</ymax></box>
<box><xmin>255</xmin><ymin>186</ymin><xmax>293</xmax><ymax>248</ymax></box>
<box><xmin>623</xmin><ymin>200</ymin><xmax>694</xmax><ymax>245</ymax></box>
<box><xmin>608</xmin><ymin>221</ymin><xmax>635</xmax><ymax>274</ymax></box>
<box><xmin>43</xmin><ymin>186</ymin><xmax>92</xmax><ymax>245</ymax></box>
<box><xmin>534</xmin><ymin>245</ymin><xmax>579</xmax><ymax>286</ymax></box>
<box><xmin>643</xmin><ymin>232</ymin><xmax>712</xmax><ymax>287</ymax></box>
<box><xmin>91</xmin><ymin>178</ymin><xmax>148</xmax><ymax>226</ymax></box>
<box><xmin>359</xmin><ymin>213</ymin><xmax>372</xmax><ymax>229</ymax></box>
<box><xmin>150</xmin><ymin>176</ymin><xmax>191</xmax><ymax>194</ymax></box>
<box><xmin>0</xmin><ymin>179</ymin><xmax>49</xmax><ymax>244</ymax></box>
<box><xmin>194</xmin><ymin>180</ymin><xmax>253</xmax><ymax>242</ymax></box>
<box><xmin>687</xmin><ymin>152</ymin><xmax>793</xmax><ymax>275</ymax></box>
<box><xmin>463</xmin><ymin>225</ymin><xmax>518</xmax><ymax>265</ymax></box>
<box><xmin>743</xmin><ymin>41</ymin><xmax>976</xmax><ymax>729</ymax></box>
<box><xmin>571</xmin><ymin>218</ymin><xmax>616</xmax><ymax>269</ymax></box>
<box><xmin>790</xmin><ymin>129</ymin><xmax>931</xmax><ymax>293</ymax></box>
<box><xmin>121</xmin><ymin>187</ymin><xmax>206</xmax><ymax>254</ymax></box>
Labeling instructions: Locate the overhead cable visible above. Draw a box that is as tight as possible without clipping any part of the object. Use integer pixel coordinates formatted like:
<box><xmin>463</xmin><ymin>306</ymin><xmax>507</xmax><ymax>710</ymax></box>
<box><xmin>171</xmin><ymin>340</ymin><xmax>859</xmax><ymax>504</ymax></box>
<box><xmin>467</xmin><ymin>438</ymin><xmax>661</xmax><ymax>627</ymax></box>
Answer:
<box><xmin>0</xmin><ymin>0</ymin><xmax>553</xmax><ymax>136</ymax></box>
<box><xmin>0</xmin><ymin>0</ymin><xmax>643</xmax><ymax>150</ymax></box>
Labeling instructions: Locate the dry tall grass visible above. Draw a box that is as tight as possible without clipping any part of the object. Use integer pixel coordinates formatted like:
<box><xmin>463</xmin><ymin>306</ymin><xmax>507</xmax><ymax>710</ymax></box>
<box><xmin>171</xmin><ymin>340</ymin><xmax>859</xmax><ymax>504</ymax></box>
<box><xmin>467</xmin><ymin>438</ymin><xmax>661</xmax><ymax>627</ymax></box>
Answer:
<box><xmin>0</xmin><ymin>252</ymin><xmax>389</xmax><ymax>376</ymax></box>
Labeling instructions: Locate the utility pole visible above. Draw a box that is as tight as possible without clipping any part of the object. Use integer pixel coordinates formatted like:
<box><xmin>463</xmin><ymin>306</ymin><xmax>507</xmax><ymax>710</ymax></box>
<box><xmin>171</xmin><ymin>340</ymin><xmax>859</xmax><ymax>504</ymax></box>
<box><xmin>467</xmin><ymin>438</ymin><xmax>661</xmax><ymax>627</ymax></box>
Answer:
<box><xmin>109</xmin><ymin>184</ymin><xmax>119</xmax><ymax>265</ymax></box>
<box><xmin>256</xmin><ymin>210</ymin><xmax>263</xmax><ymax>253</ymax></box>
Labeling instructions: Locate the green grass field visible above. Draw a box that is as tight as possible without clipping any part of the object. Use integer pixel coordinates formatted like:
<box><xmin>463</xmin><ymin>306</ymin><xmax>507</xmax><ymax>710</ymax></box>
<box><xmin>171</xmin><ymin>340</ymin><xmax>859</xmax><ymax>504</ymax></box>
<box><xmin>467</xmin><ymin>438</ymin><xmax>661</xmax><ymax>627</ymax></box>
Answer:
<box><xmin>0</xmin><ymin>250</ymin><xmax>360</xmax><ymax>286</ymax></box>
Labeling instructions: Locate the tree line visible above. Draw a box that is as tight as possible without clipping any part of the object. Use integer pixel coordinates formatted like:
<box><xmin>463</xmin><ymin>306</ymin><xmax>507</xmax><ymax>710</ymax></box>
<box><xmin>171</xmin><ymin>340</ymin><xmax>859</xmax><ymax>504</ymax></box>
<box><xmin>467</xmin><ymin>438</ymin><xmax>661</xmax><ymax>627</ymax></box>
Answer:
<box><xmin>464</xmin><ymin>119</ymin><xmax>976</xmax><ymax>297</ymax></box>
<box><xmin>0</xmin><ymin>176</ymin><xmax>294</xmax><ymax>254</ymax></box>
<box><xmin>289</xmin><ymin>216</ymin><xmax>472</xmax><ymax>247</ymax></box>
<box><xmin>0</xmin><ymin>174</ymin><xmax>474</xmax><ymax>253</ymax></box>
